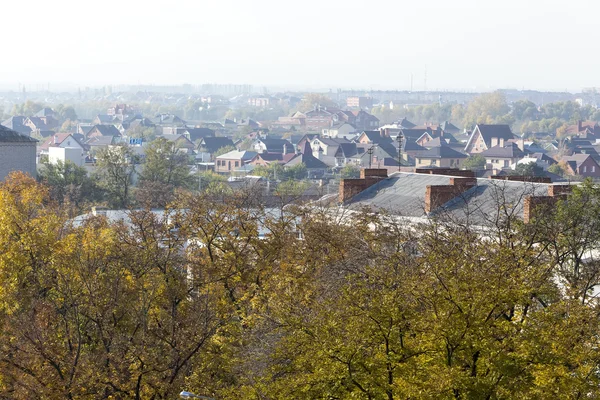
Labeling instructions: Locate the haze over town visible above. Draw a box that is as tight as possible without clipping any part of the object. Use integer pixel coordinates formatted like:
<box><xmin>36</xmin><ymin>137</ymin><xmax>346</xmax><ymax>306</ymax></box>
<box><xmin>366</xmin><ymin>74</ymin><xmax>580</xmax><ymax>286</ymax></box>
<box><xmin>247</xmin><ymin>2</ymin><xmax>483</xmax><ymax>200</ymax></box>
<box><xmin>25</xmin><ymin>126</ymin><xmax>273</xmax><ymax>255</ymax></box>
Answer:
<box><xmin>3</xmin><ymin>0</ymin><xmax>598</xmax><ymax>91</ymax></box>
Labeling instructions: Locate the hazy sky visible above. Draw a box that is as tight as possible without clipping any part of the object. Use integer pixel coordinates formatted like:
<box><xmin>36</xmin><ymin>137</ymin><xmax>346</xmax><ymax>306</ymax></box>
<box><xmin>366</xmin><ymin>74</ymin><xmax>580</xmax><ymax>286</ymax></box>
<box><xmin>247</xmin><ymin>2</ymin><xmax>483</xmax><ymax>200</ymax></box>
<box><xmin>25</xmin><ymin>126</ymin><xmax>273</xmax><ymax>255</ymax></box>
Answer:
<box><xmin>2</xmin><ymin>0</ymin><xmax>595</xmax><ymax>91</ymax></box>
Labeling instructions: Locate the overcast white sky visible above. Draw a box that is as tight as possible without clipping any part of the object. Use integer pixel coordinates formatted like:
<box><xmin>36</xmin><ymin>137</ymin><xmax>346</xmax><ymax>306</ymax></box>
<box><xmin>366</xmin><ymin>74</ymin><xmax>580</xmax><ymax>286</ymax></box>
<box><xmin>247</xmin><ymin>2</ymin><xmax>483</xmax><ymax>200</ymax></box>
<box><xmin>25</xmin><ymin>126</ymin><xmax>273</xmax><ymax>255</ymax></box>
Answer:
<box><xmin>2</xmin><ymin>0</ymin><xmax>594</xmax><ymax>91</ymax></box>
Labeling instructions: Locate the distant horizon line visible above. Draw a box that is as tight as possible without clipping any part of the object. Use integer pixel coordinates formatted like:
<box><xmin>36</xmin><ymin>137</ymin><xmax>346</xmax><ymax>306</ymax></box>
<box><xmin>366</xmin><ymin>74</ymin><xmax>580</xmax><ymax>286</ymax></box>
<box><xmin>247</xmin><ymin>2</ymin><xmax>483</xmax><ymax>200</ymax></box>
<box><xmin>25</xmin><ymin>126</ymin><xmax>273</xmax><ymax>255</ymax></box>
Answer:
<box><xmin>0</xmin><ymin>82</ymin><xmax>595</xmax><ymax>95</ymax></box>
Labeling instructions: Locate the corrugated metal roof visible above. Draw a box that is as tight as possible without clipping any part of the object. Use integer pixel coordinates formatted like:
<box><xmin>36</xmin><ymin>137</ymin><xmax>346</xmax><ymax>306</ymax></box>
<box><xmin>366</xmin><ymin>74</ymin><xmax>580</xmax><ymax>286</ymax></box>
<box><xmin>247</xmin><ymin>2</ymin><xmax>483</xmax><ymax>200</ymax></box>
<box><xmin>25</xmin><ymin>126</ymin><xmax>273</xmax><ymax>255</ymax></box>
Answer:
<box><xmin>347</xmin><ymin>172</ymin><xmax>553</xmax><ymax>224</ymax></box>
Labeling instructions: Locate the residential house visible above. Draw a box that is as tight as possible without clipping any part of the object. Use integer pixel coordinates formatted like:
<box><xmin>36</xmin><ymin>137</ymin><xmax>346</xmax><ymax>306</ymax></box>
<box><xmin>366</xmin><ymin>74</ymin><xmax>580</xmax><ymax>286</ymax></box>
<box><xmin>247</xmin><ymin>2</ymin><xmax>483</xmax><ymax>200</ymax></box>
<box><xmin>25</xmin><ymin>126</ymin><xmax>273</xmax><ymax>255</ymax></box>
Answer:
<box><xmin>566</xmin><ymin>120</ymin><xmax>600</xmax><ymax>138</ymax></box>
<box><xmin>247</xmin><ymin>97</ymin><xmax>272</xmax><ymax>108</ymax></box>
<box><xmin>197</xmin><ymin>137</ymin><xmax>235</xmax><ymax>162</ymax></box>
<box><xmin>414</xmin><ymin>143</ymin><xmax>468</xmax><ymax>168</ymax></box>
<box><xmin>154</xmin><ymin>114</ymin><xmax>186</xmax><ymax>126</ymax></box>
<box><xmin>108</xmin><ymin>104</ymin><xmax>136</xmax><ymax>117</ymax></box>
<box><xmin>215</xmin><ymin>150</ymin><xmax>257</xmax><ymax>174</ymax></box>
<box><xmin>34</xmin><ymin>108</ymin><xmax>59</xmax><ymax>119</ymax></box>
<box><xmin>0</xmin><ymin>126</ymin><xmax>37</xmax><ymax>180</ymax></box>
<box><xmin>253</xmin><ymin>138</ymin><xmax>294</xmax><ymax>154</ymax></box>
<box><xmin>87</xmin><ymin>124</ymin><xmax>122</xmax><ymax>139</ymax></box>
<box><xmin>249</xmin><ymin>152</ymin><xmax>297</xmax><ymax>167</ymax></box>
<box><xmin>123</xmin><ymin>117</ymin><xmax>155</xmax><ymax>132</ymax></box>
<box><xmin>441</xmin><ymin>121</ymin><xmax>461</xmax><ymax>135</ymax></box>
<box><xmin>333</xmin><ymin>143</ymin><xmax>366</xmax><ymax>167</ymax></box>
<box><xmin>94</xmin><ymin>114</ymin><xmax>118</xmax><ymax>125</ymax></box>
<box><xmin>2</xmin><ymin>116</ymin><xmax>32</xmax><ymax>135</ymax></box>
<box><xmin>517</xmin><ymin>153</ymin><xmax>557</xmax><ymax>171</ymax></box>
<box><xmin>157</xmin><ymin>134</ymin><xmax>196</xmax><ymax>154</ymax></box>
<box><xmin>184</xmin><ymin>127</ymin><xmax>215</xmax><ymax>142</ymax></box>
<box><xmin>480</xmin><ymin>143</ymin><xmax>528</xmax><ymax>170</ymax></box>
<box><xmin>237</xmin><ymin>118</ymin><xmax>260</xmax><ymax>130</ymax></box>
<box><xmin>301</xmin><ymin>107</ymin><xmax>344</xmax><ymax>130</ymax></box>
<box><xmin>285</xmin><ymin>142</ymin><xmax>328</xmax><ymax>177</ymax></box>
<box><xmin>25</xmin><ymin>116</ymin><xmax>59</xmax><ymax>132</ymax></box>
<box><xmin>352</xmin><ymin>110</ymin><xmax>380</xmax><ymax>131</ymax></box>
<box><xmin>400</xmin><ymin>140</ymin><xmax>427</xmax><ymax>166</ymax></box>
<box><xmin>296</xmin><ymin>134</ymin><xmax>319</xmax><ymax>151</ymax></box>
<box><xmin>396</xmin><ymin>118</ymin><xmax>416</xmax><ymax>129</ymax></box>
<box><xmin>565</xmin><ymin>137</ymin><xmax>599</xmax><ymax>157</ymax></box>
<box><xmin>464</xmin><ymin>124</ymin><xmax>516</xmax><ymax>154</ymax></box>
<box><xmin>86</xmin><ymin>136</ymin><xmax>120</xmax><ymax>156</ymax></box>
<box><xmin>416</xmin><ymin>130</ymin><xmax>460</xmax><ymax>148</ymax></box>
<box><xmin>322</xmin><ymin>122</ymin><xmax>357</xmax><ymax>139</ymax></box>
<box><xmin>310</xmin><ymin>137</ymin><xmax>351</xmax><ymax>159</ymax></box>
<box><xmin>38</xmin><ymin>133</ymin><xmax>87</xmax><ymax>163</ymax></box>
<box><xmin>346</xmin><ymin>96</ymin><xmax>373</xmax><ymax>109</ymax></box>
<box><xmin>562</xmin><ymin>154</ymin><xmax>600</xmax><ymax>178</ymax></box>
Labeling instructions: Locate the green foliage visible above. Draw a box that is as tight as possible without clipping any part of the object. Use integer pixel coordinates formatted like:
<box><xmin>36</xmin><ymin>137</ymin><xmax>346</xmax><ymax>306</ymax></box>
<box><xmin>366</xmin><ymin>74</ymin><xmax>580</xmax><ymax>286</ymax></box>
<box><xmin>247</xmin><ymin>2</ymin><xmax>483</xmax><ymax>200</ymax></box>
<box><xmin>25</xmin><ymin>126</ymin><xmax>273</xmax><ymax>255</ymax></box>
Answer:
<box><xmin>254</xmin><ymin>162</ymin><xmax>307</xmax><ymax>181</ymax></box>
<box><xmin>462</xmin><ymin>91</ymin><xmax>511</xmax><ymax>128</ymax></box>
<box><xmin>38</xmin><ymin>160</ymin><xmax>102</xmax><ymax>207</ymax></box>
<box><xmin>340</xmin><ymin>163</ymin><xmax>361</xmax><ymax>178</ymax></box>
<box><xmin>548</xmin><ymin>162</ymin><xmax>566</xmax><ymax>177</ymax></box>
<box><xmin>463</xmin><ymin>153</ymin><xmax>487</xmax><ymax>170</ymax></box>
<box><xmin>140</xmin><ymin>138</ymin><xmax>193</xmax><ymax>188</ymax></box>
<box><xmin>512</xmin><ymin>161</ymin><xmax>544</xmax><ymax>176</ymax></box>
<box><xmin>1</xmin><ymin>175</ymin><xmax>600</xmax><ymax>398</ymax></box>
<box><xmin>10</xmin><ymin>100</ymin><xmax>44</xmax><ymax>116</ymax></box>
<box><xmin>54</xmin><ymin>104</ymin><xmax>78</xmax><ymax>121</ymax></box>
<box><xmin>213</xmin><ymin>145</ymin><xmax>236</xmax><ymax>158</ymax></box>
<box><xmin>95</xmin><ymin>145</ymin><xmax>139</xmax><ymax>208</ymax></box>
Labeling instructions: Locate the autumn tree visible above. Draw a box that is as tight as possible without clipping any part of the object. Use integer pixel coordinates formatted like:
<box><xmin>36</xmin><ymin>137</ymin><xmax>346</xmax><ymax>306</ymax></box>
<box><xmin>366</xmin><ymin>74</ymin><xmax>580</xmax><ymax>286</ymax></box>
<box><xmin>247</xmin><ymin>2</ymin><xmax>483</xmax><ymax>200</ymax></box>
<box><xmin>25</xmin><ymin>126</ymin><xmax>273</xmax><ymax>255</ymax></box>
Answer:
<box><xmin>95</xmin><ymin>144</ymin><xmax>138</xmax><ymax>208</ymax></box>
<box><xmin>38</xmin><ymin>160</ymin><xmax>102</xmax><ymax>208</ymax></box>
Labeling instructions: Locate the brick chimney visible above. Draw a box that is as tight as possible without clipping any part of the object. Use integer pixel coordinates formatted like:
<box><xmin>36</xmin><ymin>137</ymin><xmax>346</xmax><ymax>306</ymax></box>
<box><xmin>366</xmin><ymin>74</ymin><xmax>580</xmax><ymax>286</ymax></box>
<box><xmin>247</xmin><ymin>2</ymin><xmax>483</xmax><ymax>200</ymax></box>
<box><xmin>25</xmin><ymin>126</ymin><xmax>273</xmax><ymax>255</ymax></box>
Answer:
<box><xmin>523</xmin><ymin>184</ymin><xmax>573</xmax><ymax>223</ymax></box>
<box><xmin>339</xmin><ymin>168</ymin><xmax>388</xmax><ymax>203</ymax></box>
<box><xmin>425</xmin><ymin>177</ymin><xmax>477</xmax><ymax>213</ymax></box>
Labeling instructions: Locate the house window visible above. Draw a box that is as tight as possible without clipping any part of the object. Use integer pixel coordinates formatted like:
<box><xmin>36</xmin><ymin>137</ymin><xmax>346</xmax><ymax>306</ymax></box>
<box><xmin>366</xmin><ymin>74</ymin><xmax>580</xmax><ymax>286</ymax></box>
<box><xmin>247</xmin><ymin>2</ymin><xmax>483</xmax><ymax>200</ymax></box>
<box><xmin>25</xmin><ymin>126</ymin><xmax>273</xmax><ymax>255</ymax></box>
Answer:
<box><xmin>504</xmin><ymin>160</ymin><xmax>509</xmax><ymax>168</ymax></box>
<box><xmin>235</xmin><ymin>161</ymin><xmax>240</xmax><ymax>167</ymax></box>
<box><xmin>583</xmin><ymin>166</ymin><xmax>587</xmax><ymax>173</ymax></box>
<box><xmin>593</xmin><ymin>166</ymin><xmax>596</xmax><ymax>173</ymax></box>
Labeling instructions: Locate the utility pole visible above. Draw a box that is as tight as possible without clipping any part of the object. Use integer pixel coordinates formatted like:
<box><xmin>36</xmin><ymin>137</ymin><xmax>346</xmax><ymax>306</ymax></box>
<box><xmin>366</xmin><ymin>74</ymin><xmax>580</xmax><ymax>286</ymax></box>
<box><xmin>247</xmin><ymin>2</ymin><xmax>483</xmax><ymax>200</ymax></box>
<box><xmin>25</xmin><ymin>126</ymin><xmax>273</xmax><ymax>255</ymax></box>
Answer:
<box><xmin>367</xmin><ymin>146</ymin><xmax>375</xmax><ymax>168</ymax></box>
<box><xmin>397</xmin><ymin>133</ymin><xmax>403</xmax><ymax>171</ymax></box>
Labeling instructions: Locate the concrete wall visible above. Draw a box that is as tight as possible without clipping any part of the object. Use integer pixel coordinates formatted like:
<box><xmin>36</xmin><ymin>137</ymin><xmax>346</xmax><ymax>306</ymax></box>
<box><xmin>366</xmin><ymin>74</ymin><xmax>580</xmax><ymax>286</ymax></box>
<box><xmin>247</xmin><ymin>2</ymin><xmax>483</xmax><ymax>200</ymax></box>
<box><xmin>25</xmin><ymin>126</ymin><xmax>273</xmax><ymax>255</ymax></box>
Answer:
<box><xmin>0</xmin><ymin>142</ymin><xmax>36</xmax><ymax>180</ymax></box>
<box><xmin>49</xmin><ymin>147</ymin><xmax>85</xmax><ymax>166</ymax></box>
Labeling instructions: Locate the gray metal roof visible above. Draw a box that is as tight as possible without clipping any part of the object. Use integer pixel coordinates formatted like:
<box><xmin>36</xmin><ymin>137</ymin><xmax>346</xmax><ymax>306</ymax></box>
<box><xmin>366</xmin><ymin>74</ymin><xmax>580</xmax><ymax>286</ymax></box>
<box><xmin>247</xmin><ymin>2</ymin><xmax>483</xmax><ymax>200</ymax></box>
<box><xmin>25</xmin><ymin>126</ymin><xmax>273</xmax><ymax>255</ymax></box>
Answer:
<box><xmin>0</xmin><ymin>125</ymin><xmax>38</xmax><ymax>143</ymax></box>
<box><xmin>347</xmin><ymin>172</ymin><xmax>553</xmax><ymax>224</ymax></box>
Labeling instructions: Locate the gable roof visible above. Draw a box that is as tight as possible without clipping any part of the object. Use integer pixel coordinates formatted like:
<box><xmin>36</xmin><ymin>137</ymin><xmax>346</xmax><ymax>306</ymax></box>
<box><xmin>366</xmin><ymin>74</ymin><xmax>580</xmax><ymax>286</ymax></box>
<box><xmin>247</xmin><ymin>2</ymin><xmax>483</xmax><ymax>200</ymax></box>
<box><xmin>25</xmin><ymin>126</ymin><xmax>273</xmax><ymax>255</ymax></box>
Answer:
<box><xmin>96</xmin><ymin>114</ymin><xmax>115</xmax><ymax>123</ymax></box>
<box><xmin>416</xmin><ymin>144</ymin><xmax>468</xmax><ymax>159</ymax></box>
<box><xmin>0</xmin><ymin>125</ymin><xmax>37</xmax><ymax>143</ymax></box>
<box><xmin>158</xmin><ymin>134</ymin><xmax>195</xmax><ymax>147</ymax></box>
<box><xmin>257</xmin><ymin>138</ymin><xmax>294</xmax><ymax>153</ymax></box>
<box><xmin>216</xmin><ymin>150</ymin><xmax>257</xmax><ymax>161</ymax></box>
<box><xmin>184</xmin><ymin>127</ymin><xmax>215</xmax><ymax>141</ymax></box>
<box><xmin>442</xmin><ymin>121</ymin><xmax>460</xmax><ymax>133</ymax></box>
<box><xmin>285</xmin><ymin>141</ymin><xmax>328</xmax><ymax>169</ymax></box>
<box><xmin>39</xmin><ymin>133</ymin><xmax>84</xmax><ymax>151</ymax></box>
<box><xmin>89</xmin><ymin>124</ymin><xmax>121</xmax><ymax>137</ymax></box>
<box><xmin>476</xmin><ymin>124</ymin><xmax>515</xmax><ymax>146</ymax></box>
<box><xmin>198</xmin><ymin>136</ymin><xmax>235</xmax><ymax>153</ymax></box>
<box><xmin>562</xmin><ymin>153</ymin><xmax>598</xmax><ymax>168</ymax></box>
<box><xmin>34</xmin><ymin>108</ymin><xmax>57</xmax><ymax>118</ymax></box>
<box><xmin>86</xmin><ymin>135</ymin><xmax>118</xmax><ymax>146</ymax></box>
<box><xmin>2</xmin><ymin>116</ymin><xmax>32</xmax><ymax>134</ymax></box>
<box><xmin>397</xmin><ymin>118</ymin><xmax>416</xmax><ymax>129</ymax></box>
<box><xmin>481</xmin><ymin>143</ymin><xmax>527</xmax><ymax>158</ymax></box>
